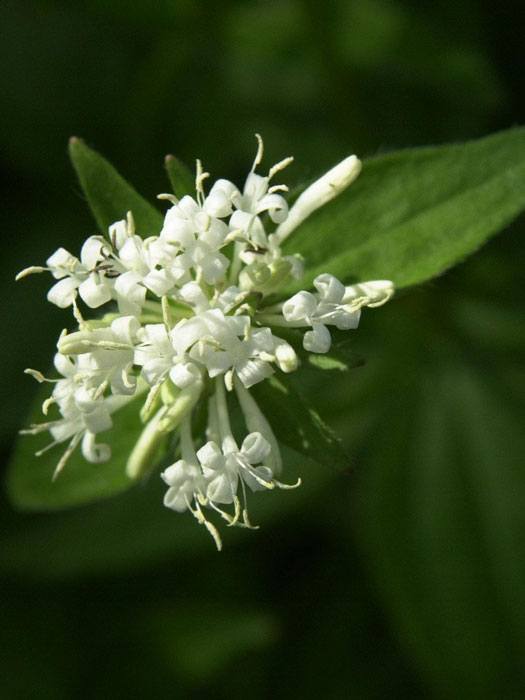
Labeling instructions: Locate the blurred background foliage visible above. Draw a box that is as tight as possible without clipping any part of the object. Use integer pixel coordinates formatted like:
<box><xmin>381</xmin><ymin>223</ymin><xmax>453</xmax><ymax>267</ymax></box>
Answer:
<box><xmin>1</xmin><ymin>0</ymin><xmax>524</xmax><ymax>697</ymax></box>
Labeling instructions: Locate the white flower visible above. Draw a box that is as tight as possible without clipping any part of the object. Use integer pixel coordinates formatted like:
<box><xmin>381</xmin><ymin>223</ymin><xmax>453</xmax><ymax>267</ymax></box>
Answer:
<box><xmin>172</xmin><ymin>309</ymin><xmax>293</xmax><ymax>388</ymax></box>
<box><xmin>22</xmin><ymin>352</ymin><xmax>132</xmax><ymax>477</ymax></box>
<box><xmin>58</xmin><ymin>316</ymin><xmax>139</xmax><ymax>395</ymax></box>
<box><xmin>161</xmin><ymin>459</ymin><xmax>207</xmax><ymax>513</ymax></box>
<box><xmin>282</xmin><ymin>273</ymin><xmax>394</xmax><ymax>353</ymax></box>
<box><xmin>159</xmin><ymin>195</ymin><xmax>230</xmax><ymax>284</ymax></box>
<box><xmin>178</xmin><ymin>281</ymin><xmax>247</xmax><ymax>315</ymax></box>
<box><xmin>197</xmin><ymin>432</ymin><xmax>274</xmax><ymax>505</ymax></box>
<box><xmin>30</xmin><ymin>237</ymin><xmax>113</xmax><ymax>309</ymax></box>
<box><xmin>134</xmin><ymin>323</ymin><xmax>202</xmax><ymax>390</ymax></box>
<box><xmin>224</xmin><ymin>135</ymin><xmax>293</xmax><ymax>248</ymax></box>
<box><xmin>134</xmin><ymin>324</ymin><xmax>177</xmax><ymax>386</ymax></box>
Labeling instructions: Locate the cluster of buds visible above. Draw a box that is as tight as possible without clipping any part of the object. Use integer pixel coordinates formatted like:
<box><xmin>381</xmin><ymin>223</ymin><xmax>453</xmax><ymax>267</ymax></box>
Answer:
<box><xmin>17</xmin><ymin>136</ymin><xmax>393</xmax><ymax>549</ymax></box>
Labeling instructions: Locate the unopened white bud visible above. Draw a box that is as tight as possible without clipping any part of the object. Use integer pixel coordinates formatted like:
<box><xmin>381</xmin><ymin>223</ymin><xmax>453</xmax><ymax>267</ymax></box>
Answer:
<box><xmin>275</xmin><ymin>155</ymin><xmax>361</xmax><ymax>242</ymax></box>
<box><xmin>274</xmin><ymin>342</ymin><xmax>298</xmax><ymax>373</ymax></box>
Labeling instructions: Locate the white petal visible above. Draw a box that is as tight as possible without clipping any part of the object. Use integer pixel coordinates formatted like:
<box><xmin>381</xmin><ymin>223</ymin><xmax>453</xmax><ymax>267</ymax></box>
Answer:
<box><xmin>47</xmin><ymin>277</ymin><xmax>79</xmax><ymax>308</ymax></box>
<box><xmin>170</xmin><ymin>317</ymin><xmax>206</xmax><ymax>356</ymax></box>
<box><xmin>169</xmin><ymin>362</ymin><xmax>201</xmax><ymax>389</ymax></box>
<box><xmin>282</xmin><ymin>291</ymin><xmax>316</xmax><ymax>323</ymax></box>
<box><xmin>179</xmin><ymin>281</ymin><xmax>209</xmax><ymax>310</ymax></box>
<box><xmin>163</xmin><ymin>486</ymin><xmax>189</xmax><ymax>512</ymax></box>
<box><xmin>81</xmin><ymin>431</ymin><xmax>111</xmax><ymax>463</ymax></box>
<box><xmin>313</xmin><ymin>273</ymin><xmax>345</xmax><ymax>303</ymax></box>
<box><xmin>241</xmin><ymin>465</ymin><xmax>274</xmax><ymax>492</ymax></box>
<box><xmin>334</xmin><ymin>309</ymin><xmax>361</xmax><ymax>330</ymax></box>
<box><xmin>46</xmin><ymin>248</ymin><xmax>77</xmax><ymax>276</ymax></box>
<box><xmin>206</xmin><ymin>473</ymin><xmax>236</xmax><ymax>504</ymax></box>
<box><xmin>161</xmin><ymin>460</ymin><xmax>187</xmax><ymax>486</ymax></box>
<box><xmin>225</xmin><ymin>314</ymin><xmax>250</xmax><ymax>338</ymax></box>
<box><xmin>142</xmin><ymin>269</ymin><xmax>174</xmax><ymax>296</ymax></box>
<box><xmin>54</xmin><ymin>353</ymin><xmax>75</xmax><ymax>377</ymax></box>
<box><xmin>108</xmin><ymin>219</ymin><xmax>128</xmax><ymax>249</ymax></box>
<box><xmin>236</xmin><ymin>359</ymin><xmax>273</xmax><ymax>388</ymax></box>
<box><xmin>205</xmin><ymin>179</ymin><xmax>239</xmax><ymax>217</ymax></box>
<box><xmin>196</xmin><ymin>441</ymin><xmax>224</xmax><ymax>471</ymax></box>
<box><xmin>241</xmin><ymin>432</ymin><xmax>271</xmax><ymax>464</ymax></box>
<box><xmin>256</xmin><ymin>193</ymin><xmax>288</xmax><ymax>223</ymax></box>
<box><xmin>78</xmin><ymin>274</ymin><xmax>112</xmax><ymax>308</ymax></box>
<box><xmin>303</xmin><ymin>323</ymin><xmax>331</xmax><ymax>353</ymax></box>
<box><xmin>118</xmin><ymin>236</ymin><xmax>144</xmax><ymax>269</ymax></box>
<box><xmin>199</xmin><ymin>252</ymin><xmax>229</xmax><ymax>284</ymax></box>
<box><xmin>80</xmin><ymin>236</ymin><xmax>107</xmax><ymax>268</ymax></box>
<box><xmin>82</xmin><ymin>406</ymin><xmax>113</xmax><ymax>434</ymax></box>
<box><xmin>110</xmin><ymin>315</ymin><xmax>140</xmax><ymax>344</ymax></box>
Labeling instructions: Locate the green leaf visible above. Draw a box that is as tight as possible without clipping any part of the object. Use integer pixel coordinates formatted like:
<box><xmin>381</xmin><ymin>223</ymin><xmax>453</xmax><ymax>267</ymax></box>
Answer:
<box><xmin>252</xmin><ymin>374</ymin><xmax>350</xmax><ymax>472</ymax></box>
<box><xmin>284</xmin><ymin>127</ymin><xmax>525</xmax><ymax>290</ymax></box>
<box><xmin>164</xmin><ymin>154</ymin><xmax>195</xmax><ymax>198</ymax></box>
<box><xmin>355</xmin><ymin>369</ymin><xmax>525</xmax><ymax>696</ymax></box>
<box><xmin>6</xmin><ymin>387</ymin><xmax>165</xmax><ymax>511</ymax></box>
<box><xmin>68</xmin><ymin>137</ymin><xmax>163</xmax><ymax>235</ymax></box>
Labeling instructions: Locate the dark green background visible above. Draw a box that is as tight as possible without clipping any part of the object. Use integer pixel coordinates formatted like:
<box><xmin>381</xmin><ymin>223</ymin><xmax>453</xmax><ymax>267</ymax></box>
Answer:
<box><xmin>1</xmin><ymin>1</ymin><xmax>524</xmax><ymax>698</ymax></box>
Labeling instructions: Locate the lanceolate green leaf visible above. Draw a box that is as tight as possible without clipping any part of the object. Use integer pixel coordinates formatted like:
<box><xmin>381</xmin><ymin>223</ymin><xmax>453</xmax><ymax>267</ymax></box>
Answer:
<box><xmin>284</xmin><ymin>127</ymin><xmax>525</xmax><ymax>290</ymax></box>
<box><xmin>69</xmin><ymin>137</ymin><xmax>163</xmax><ymax>236</ymax></box>
<box><xmin>164</xmin><ymin>154</ymin><xmax>195</xmax><ymax>199</ymax></box>
<box><xmin>7</xmin><ymin>388</ymin><xmax>166</xmax><ymax>511</ymax></box>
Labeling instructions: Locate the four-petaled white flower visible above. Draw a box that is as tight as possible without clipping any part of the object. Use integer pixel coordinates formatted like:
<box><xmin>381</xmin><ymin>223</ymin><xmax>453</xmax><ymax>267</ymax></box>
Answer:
<box><xmin>283</xmin><ymin>273</ymin><xmax>394</xmax><ymax>352</ymax></box>
<box><xmin>44</xmin><ymin>238</ymin><xmax>113</xmax><ymax>309</ymax></box>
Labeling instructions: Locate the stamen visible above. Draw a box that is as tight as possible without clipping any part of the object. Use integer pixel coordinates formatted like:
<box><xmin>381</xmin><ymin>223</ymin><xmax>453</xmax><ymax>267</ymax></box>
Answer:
<box><xmin>251</xmin><ymin>133</ymin><xmax>264</xmax><ymax>172</ymax></box>
<box><xmin>195</xmin><ymin>159</ymin><xmax>210</xmax><ymax>205</ymax></box>
<box><xmin>24</xmin><ymin>368</ymin><xmax>57</xmax><ymax>384</ymax></box>
<box><xmin>274</xmin><ymin>477</ymin><xmax>302</xmax><ymax>490</ymax></box>
<box><xmin>161</xmin><ymin>296</ymin><xmax>173</xmax><ymax>329</ymax></box>
<box><xmin>268</xmin><ymin>156</ymin><xmax>293</xmax><ymax>180</ymax></box>
<box><xmin>240</xmin><ymin>461</ymin><xmax>275</xmax><ymax>490</ymax></box>
<box><xmin>72</xmin><ymin>298</ymin><xmax>86</xmax><ymax>328</ymax></box>
<box><xmin>188</xmin><ymin>497</ymin><xmax>223</xmax><ymax>551</ymax></box>
<box><xmin>15</xmin><ymin>266</ymin><xmax>47</xmax><ymax>280</ymax></box>
<box><xmin>52</xmin><ymin>432</ymin><xmax>82</xmax><ymax>481</ymax></box>
<box><xmin>268</xmin><ymin>184</ymin><xmax>289</xmax><ymax>194</ymax></box>
<box><xmin>157</xmin><ymin>193</ymin><xmax>179</xmax><ymax>205</ymax></box>
<box><xmin>20</xmin><ymin>421</ymin><xmax>58</xmax><ymax>435</ymax></box>
<box><xmin>140</xmin><ymin>379</ymin><xmax>165</xmax><ymax>422</ymax></box>
<box><xmin>35</xmin><ymin>440</ymin><xmax>61</xmax><ymax>456</ymax></box>
<box><xmin>239</xmin><ymin>478</ymin><xmax>259</xmax><ymax>530</ymax></box>
<box><xmin>126</xmin><ymin>211</ymin><xmax>135</xmax><ymax>236</ymax></box>
<box><xmin>42</xmin><ymin>397</ymin><xmax>56</xmax><ymax>415</ymax></box>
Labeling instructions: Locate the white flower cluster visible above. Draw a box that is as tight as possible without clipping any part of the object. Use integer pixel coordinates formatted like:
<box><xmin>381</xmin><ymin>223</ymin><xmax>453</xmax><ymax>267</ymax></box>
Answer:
<box><xmin>18</xmin><ymin>136</ymin><xmax>394</xmax><ymax>549</ymax></box>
